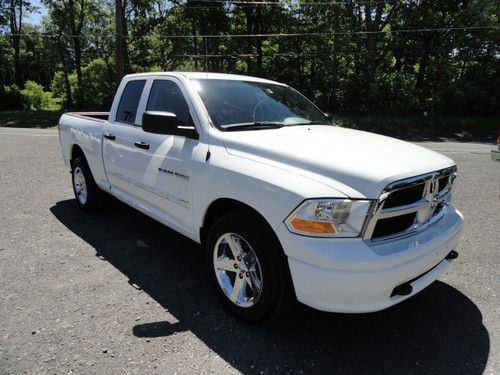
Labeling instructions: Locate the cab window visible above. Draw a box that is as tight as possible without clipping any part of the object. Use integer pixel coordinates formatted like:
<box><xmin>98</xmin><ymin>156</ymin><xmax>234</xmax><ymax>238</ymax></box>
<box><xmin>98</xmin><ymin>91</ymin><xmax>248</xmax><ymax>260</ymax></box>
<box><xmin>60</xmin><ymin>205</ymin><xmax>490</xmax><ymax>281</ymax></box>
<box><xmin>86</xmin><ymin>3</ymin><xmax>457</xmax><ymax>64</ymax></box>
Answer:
<box><xmin>146</xmin><ymin>80</ymin><xmax>190</xmax><ymax>126</ymax></box>
<box><xmin>115</xmin><ymin>79</ymin><xmax>146</xmax><ymax>125</ymax></box>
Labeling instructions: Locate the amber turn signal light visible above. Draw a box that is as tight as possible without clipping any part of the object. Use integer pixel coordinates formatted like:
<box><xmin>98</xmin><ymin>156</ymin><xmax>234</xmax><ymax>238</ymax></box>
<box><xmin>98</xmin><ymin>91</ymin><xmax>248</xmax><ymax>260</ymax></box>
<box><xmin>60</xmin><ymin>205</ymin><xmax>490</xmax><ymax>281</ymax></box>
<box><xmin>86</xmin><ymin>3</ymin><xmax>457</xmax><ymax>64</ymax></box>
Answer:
<box><xmin>289</xmin><ymin>217</ymin><xmax>336</xmax><ymax>234</ymax></box>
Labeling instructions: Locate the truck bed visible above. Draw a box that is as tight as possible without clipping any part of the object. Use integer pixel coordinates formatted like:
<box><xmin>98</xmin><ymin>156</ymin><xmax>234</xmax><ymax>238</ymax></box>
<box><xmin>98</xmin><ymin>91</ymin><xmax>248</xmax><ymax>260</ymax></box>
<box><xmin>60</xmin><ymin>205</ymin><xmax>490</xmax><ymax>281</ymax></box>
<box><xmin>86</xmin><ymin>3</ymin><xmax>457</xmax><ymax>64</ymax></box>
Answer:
<box><xmin>64</xmin><ymin>112</ymin><xmax>110</xmax><ymax>122</ymax></box>
<box><xmin>59</xmin><ymin>111</ymin><xmax>110</xmax><ymax>189</ymax></box>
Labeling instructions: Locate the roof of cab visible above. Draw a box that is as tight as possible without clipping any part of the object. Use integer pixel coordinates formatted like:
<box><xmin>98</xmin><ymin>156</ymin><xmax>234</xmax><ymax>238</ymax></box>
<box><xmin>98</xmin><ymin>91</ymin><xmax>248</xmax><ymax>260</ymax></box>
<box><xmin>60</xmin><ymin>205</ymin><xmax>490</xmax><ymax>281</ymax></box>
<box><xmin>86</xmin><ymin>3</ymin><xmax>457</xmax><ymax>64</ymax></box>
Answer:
<box><xmin>123</xmin><ymin>72</ymin><xmax>286</xmax><ymax>86</ymax></box>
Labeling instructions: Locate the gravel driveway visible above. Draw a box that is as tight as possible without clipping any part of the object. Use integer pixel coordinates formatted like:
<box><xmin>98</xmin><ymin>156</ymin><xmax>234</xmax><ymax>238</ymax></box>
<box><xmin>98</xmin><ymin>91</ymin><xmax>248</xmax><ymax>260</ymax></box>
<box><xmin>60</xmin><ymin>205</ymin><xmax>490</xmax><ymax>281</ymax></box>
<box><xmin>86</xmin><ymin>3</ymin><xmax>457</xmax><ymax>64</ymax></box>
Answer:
<box><xmin>0</xmin><ymin>128</ymin><xmax>498</xmax><ymax>374</ymax></box>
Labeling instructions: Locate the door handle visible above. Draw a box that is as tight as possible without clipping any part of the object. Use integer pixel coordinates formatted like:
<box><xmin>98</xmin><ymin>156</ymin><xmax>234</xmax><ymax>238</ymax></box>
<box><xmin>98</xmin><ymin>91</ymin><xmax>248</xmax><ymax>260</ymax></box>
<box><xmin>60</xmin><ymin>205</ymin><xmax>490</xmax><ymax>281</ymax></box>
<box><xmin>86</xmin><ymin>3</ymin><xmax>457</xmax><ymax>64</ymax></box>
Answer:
<box><xmin>134</xmin><ymin>141</ymin><xmax>150</xmax><ymax>150</ymax></box>
<box><xmin>103</xmin><ymin>133</ymin><xmax>116</xmax><ymax>140</ymax></box>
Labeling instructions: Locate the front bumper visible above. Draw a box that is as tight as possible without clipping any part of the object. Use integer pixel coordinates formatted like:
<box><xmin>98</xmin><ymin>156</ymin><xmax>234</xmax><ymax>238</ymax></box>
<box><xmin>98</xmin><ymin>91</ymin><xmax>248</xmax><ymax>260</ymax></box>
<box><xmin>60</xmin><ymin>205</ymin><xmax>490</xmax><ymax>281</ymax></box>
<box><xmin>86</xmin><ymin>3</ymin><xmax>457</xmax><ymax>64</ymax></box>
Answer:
<box><xmin>276</xmin><ymin>207</ymin><xmax>463</xmax><ymax>313</ymax></box>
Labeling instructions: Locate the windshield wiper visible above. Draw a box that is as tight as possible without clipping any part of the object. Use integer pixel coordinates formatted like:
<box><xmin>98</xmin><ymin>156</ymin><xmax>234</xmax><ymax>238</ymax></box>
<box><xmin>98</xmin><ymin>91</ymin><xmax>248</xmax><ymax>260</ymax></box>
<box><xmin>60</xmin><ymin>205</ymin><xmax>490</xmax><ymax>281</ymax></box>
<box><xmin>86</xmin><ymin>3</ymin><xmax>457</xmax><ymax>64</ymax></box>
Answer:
<box><xmin>224</xmin><ymin>122</ymin><xmax>284</xmax><ymax>131</ymax></box>
<box><xmin>289</xmin><ymin>120</ymin><xmax>327</xmax><ymax>126</ymax></box>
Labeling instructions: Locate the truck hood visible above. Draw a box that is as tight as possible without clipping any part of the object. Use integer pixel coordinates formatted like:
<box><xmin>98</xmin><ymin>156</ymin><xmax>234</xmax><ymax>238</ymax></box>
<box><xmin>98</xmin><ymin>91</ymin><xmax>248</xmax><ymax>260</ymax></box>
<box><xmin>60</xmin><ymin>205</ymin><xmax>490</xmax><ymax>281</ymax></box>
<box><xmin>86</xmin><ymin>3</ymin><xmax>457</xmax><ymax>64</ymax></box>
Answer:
<box><xmin>221</xmin><ymin>125</ymin><xmax>455</xmax><ymax>199</ymax></box>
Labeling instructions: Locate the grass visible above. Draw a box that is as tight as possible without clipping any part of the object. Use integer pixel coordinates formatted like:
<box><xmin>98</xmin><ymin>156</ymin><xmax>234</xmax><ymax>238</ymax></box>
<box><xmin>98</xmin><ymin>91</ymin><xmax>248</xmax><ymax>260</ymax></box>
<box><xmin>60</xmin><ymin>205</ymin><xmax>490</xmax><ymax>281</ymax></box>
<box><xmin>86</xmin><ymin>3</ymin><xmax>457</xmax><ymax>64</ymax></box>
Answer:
<box><xmin>0</xmin><ymin>110</ymin><xmax>497</xmax><ymax>142</ymax></box>
<box><xmin>0</xmin><ymin>110</ymin><xmax>63</xmax><ymax>129</ymax></box>
<box><xmin>333</xmin><ymin>115</ymin><xmax>499</xmax><ymax>142</ymax></box>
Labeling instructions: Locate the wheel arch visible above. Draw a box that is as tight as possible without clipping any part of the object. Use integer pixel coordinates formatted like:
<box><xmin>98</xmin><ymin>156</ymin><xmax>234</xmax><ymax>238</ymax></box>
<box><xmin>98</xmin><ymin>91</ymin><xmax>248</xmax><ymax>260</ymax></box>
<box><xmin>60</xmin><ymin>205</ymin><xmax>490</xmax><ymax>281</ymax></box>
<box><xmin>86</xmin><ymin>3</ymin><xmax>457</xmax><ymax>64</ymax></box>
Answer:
<box><xmin>200</xmin><ymin>198</ymin><xmax>278</xmax><ymax>246</ymax></box>
<box><xmin>201</xmin><ymin>197</ymin><xmax>298</xmax><ymax>319</ymax></box>
<box><xmin>70</xmin><ymin>143</ymin><xmax>86</xmax><ymax>167</ymax></box>
<box><xmin>69</xmin><ymin>143</ymin><xmax>101</xmax><ymax>187</ymax></box>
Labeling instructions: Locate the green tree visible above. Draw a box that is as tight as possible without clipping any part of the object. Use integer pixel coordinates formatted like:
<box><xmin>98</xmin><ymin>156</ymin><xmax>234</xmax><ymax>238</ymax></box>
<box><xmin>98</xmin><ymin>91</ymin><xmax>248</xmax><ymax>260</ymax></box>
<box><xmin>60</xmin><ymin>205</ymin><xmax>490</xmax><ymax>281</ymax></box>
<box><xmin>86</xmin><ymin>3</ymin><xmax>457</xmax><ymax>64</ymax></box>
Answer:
<box><xmin>0</xmin><ymin>0</ymin><xmax>498</xmax><ymax>116</ymax></box>
<box><xmin>20</xmin><ymin>80</ymin><xmax>57</xmax><ymax>110</ymax></box>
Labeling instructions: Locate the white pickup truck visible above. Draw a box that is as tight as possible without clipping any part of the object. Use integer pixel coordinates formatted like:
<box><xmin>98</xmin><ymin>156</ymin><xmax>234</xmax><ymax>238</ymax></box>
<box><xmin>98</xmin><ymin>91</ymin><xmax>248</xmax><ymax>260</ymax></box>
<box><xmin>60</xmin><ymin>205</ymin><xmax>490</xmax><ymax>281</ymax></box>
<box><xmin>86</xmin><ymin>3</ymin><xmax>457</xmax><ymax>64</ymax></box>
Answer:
<box><xmin>59</xmin><ymin>72</ymin><xmax>463</xmax><ymax>322</ymax></box>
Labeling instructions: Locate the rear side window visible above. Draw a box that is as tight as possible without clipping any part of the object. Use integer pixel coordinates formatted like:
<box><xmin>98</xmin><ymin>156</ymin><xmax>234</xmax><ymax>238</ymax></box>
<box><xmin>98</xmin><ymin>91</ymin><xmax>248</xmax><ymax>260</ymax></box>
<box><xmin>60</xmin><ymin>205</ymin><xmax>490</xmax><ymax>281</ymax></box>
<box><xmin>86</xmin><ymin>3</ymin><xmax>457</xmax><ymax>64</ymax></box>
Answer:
<box><xmin>115</xmin><ymin>80</ymin><xmax>146</xmax><ymax>125</ymax></box>
<box><xmin>146</xmin><ymin>80</ymin><xmax>190</xmax><ymax>126</ymax></box>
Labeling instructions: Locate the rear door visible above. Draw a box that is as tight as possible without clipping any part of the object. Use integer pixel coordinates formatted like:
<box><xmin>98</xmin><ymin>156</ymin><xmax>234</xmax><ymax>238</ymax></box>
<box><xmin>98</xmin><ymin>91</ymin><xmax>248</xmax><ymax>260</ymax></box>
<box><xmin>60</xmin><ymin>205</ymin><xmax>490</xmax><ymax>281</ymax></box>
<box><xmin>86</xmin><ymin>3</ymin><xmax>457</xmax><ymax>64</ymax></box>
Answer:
<box><xmin>102</xmin><ymin>78</ymin><xmax>146</xmax><ymax>198</ymax></box>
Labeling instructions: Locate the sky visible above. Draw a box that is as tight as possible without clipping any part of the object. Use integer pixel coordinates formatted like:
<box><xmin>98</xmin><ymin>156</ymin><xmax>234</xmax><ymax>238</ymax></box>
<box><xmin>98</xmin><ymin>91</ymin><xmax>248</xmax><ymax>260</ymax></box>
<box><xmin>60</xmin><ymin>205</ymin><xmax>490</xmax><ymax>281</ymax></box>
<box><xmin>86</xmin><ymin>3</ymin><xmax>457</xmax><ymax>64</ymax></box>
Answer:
<box><xmin>26</xmin><ymin>0</ymin><xmax>48</xmax><ymax>26</ymax></box>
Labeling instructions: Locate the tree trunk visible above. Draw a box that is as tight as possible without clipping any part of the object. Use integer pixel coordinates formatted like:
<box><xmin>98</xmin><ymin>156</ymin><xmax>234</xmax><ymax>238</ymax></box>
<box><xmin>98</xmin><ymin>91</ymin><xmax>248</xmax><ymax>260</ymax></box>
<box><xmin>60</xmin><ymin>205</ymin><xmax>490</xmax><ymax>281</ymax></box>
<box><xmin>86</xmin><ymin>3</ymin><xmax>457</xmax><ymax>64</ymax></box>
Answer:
<box><xmin>245</xmin><ymin>8</ymin><xmax>253</xmax><ymax>74</ymax></box>
<box><xmin>415</xmin><ymin>52</ymin><xmax>429</xmax><ymax>109</ymax></box>
<box><xmin>68</xmin><ymin>0</ymin><xmax>83</xmax><ymax>88</ymax></box>
<box><xmin>192</xmin><ymin>24</ymin><xmax>198</xmax><ymax>71</ymax></box>
<box><xmin>364</xmin><ymin>2</ymin><xmax>384</xmax><ymax>88</ymax></box>
<box><xmin>73</xmin><ymin>35</ymin><xmax>83</xmax><ymax>85</ymax></box>
<box><xmin>57</xmin><ymin>36</ymin><xmax>73</xmax><ymax>108</ymax></box>
<box><xmin>415</xmin><ymin>53</ymin><xmax>428</xmax><ymax>91</ymax></box>
<box><xmin>255</xmin><ymin>6</ymin><xmax>263</xmax><ymax>74</ymax></box>
<box><xmin>9</xmin><ymin>0</ymin><xmax>23</xmax><ymax>86</ymax></box>
<box><xmin>13</xmin><ymin>35</ymin><xmax>21</xmax><ymax>85</ymax></box>
<box><xmin>329</xmin><ymin>4</ymin><xmax>340</xmax><ymax>111</ymax></box>
<box><xmin>349</xmin><ymin>3</ymin><xmax>362</xmax><ymax>84</ymax></box>
<box><xmin>115</xmin><ymin>0</ymin><xmax>128</xmax><ymax>84</ymax></box>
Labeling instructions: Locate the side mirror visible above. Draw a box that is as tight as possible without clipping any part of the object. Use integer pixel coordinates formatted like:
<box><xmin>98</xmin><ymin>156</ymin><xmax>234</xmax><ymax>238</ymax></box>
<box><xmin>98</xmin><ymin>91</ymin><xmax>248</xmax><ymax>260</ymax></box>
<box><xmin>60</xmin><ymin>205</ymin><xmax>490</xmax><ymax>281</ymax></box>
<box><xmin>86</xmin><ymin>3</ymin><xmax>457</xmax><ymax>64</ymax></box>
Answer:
<box><xmin>142</xmin><ymin>111</ymin><xmax>199</xmax><ymax>139</ymax></box>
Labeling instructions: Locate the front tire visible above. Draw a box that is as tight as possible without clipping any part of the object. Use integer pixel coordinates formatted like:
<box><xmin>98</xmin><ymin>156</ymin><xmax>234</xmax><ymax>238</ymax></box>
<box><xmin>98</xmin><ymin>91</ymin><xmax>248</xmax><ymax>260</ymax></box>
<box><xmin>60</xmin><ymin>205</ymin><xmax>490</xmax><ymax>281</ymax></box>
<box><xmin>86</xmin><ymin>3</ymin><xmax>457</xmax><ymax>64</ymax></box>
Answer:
<box><xmin>205</xmin><ymin>211</ymin><xmax>295</xmax><ymax>323</ymax></box>
<box><xmin>71</xmin><ymin>157</ymin><xmax>102</xmax><ymax>211</ymax></box>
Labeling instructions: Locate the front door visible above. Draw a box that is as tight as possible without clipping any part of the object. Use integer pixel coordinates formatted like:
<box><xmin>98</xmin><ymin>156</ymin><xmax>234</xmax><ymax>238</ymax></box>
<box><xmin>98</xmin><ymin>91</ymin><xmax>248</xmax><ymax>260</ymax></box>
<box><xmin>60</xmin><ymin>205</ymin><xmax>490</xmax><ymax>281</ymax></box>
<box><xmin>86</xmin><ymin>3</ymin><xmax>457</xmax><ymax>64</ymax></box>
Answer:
<box><xmin>131</xmin><ymin>77</ymin><xmax>202</xmax><ymax>234</ymax></box>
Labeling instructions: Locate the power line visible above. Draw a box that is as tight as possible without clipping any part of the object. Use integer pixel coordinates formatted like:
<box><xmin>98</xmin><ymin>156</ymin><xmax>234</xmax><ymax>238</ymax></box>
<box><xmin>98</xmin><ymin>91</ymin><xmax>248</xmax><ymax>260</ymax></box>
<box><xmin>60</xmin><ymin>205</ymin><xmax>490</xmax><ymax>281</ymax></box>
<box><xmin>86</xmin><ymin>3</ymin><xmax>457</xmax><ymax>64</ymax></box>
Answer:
<box><xmin>188</xmin><ymin>0</ymin><xmax>394</xmax><ymax>5</ymax></box>
<box><xmin>170</xmin><ymin>2</ymin><xmax>388</xmax><ymax>9</ymax></box>
<box><xmin>182</xmin><ymin>0</ymin><xmax>396</xmax><ymax>6</ymax></box>
<box><xmin>171</xmin><ymin>52</ymin><xmax>317</xmax><ymax>58</ymax></box>
<box><xmin>1</xmin><ymin>25</ymin><xmax>497</xmax><ymax>39</ymax></box>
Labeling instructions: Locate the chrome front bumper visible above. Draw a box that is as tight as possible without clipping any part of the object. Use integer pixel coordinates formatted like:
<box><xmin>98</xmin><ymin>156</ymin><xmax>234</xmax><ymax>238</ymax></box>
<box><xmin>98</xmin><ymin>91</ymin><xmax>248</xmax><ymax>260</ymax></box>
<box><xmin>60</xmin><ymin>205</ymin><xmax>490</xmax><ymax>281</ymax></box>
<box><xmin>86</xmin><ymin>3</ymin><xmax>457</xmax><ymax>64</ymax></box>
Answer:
<box><xmin>277</xmin><ymin>207</ymin><xmax>463</xmax><ymax>313</ymax></box>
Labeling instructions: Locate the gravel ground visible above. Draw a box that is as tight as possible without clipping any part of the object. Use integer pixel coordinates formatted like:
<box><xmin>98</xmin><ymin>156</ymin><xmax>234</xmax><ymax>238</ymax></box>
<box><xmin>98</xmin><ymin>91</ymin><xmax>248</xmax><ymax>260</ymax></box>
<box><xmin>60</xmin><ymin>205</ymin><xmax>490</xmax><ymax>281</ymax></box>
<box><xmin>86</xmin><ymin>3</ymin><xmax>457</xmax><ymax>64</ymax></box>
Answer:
<box><xmin>0</xmin><ymin>128</ymin><xmax>498</xmax><ymax>375</ymax></box>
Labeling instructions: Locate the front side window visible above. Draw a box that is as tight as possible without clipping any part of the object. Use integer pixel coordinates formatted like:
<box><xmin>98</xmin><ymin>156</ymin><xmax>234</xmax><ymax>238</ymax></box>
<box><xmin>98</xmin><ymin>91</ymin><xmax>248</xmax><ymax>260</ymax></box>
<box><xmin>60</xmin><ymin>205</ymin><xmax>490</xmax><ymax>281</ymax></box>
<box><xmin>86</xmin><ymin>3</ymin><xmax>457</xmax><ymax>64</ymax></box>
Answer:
<box><xmin>193</xmin><ymin>79</ymin><xmax>330</xmax><ymax>130</ymax></box>
<box><xmin>115</xmin><ymin>79</ymin><xmax>146</xmax><ymax>125</ymax></box>
<box><xmin>146</xmin><ymin>80</ymin><xmax>190</xmax><ymax>126</ymax></box>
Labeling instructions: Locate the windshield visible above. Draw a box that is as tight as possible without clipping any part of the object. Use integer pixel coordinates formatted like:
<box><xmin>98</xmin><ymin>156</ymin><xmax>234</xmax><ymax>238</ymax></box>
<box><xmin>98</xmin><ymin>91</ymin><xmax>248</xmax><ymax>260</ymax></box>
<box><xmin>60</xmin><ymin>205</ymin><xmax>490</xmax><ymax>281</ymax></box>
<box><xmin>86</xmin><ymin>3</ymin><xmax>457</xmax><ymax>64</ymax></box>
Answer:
<box><xmin>193</xmin><ymin>79</ymin><xmax>330</xmax><ymax>130</ymax></box>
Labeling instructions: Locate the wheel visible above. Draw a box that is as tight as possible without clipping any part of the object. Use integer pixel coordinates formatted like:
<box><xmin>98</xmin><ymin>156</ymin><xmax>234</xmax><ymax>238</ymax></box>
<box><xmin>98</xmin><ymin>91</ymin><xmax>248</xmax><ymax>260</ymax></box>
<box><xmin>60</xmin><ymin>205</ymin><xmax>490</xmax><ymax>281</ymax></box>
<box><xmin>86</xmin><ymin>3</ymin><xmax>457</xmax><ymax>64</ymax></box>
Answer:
<box><xmin>205</xmin><ymin>210</ymin><xmax>295</xmax><ymax>323</ymax></box>
<box><xmin>71</xmin><ymin>157</ymin><xmax>102</xmax><ymax>211</ymax></box>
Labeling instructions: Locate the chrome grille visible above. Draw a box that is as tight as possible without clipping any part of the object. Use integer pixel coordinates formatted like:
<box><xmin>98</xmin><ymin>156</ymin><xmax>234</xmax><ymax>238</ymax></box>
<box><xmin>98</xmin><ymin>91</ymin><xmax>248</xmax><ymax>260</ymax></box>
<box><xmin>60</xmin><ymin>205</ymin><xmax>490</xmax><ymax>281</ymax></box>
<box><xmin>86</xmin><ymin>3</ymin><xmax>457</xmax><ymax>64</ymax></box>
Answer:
<box><xmin>364</xmin><ymin>166</ymin><xmax>457</xmax><ymax>241</ymax></box>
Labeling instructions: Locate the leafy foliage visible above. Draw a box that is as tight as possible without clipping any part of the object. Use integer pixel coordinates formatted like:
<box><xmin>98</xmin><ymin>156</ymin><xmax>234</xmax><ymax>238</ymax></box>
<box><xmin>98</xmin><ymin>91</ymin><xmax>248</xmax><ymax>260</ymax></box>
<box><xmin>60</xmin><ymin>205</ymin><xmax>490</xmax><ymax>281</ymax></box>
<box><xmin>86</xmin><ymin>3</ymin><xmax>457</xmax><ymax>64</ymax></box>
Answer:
<box><xmin>0</xmin><ymin>0</ymin><xmax>498</xmax><ymax>117</ymax></box>
<box><xmin>20</xmin><ymin>80</ymin><xmax>59</xmax><ymax>110</ymax></box>
<box><xmin>0</xmin><ymin>84</ymin><xmax>23</xmax><ymax>110</ymax></box>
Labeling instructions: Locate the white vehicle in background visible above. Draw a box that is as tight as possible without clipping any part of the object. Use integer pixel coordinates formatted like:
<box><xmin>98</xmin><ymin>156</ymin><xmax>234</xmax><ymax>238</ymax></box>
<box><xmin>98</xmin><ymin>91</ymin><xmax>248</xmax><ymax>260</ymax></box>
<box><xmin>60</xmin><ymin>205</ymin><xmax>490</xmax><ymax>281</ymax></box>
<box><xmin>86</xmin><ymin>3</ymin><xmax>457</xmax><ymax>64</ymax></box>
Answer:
<box><xmin>58</xmin><ymin>72</ymin><xmax>463</xmax><ymax>322</ymax></box>
<box><xmin>491</xmin><ymin>129</ymin><xmax>500</xmax><ymax>161</ymax></box>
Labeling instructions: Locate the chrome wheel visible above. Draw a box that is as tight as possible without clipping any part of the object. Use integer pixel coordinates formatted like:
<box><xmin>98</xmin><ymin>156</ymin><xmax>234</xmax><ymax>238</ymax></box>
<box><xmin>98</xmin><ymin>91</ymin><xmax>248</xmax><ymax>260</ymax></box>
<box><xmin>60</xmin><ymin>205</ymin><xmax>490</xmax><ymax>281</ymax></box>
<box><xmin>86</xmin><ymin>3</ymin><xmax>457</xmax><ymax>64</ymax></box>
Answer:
<box><xmin>213</xmin><ymin>233</ymin><xmax>263</xmax><ymax>308</ymax></box>
<box><xmin>73</xmin><ymin>166</ymin><xmax>88</xmax><ymax>205</ymax></box>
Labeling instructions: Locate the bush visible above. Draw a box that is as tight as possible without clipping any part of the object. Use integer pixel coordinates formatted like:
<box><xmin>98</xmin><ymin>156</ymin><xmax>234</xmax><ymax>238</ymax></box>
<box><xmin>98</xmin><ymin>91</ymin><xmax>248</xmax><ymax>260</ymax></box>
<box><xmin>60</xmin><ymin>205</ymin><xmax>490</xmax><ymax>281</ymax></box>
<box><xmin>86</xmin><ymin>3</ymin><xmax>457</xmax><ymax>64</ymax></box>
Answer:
<box><xmin>0</xmin><ymin>84</ymin><xmax>24</xmax><ymax>111</ymax></box>
<box><xmin>77</xmin><ymin>59</ymin><xmax>116</xmax><ymax>110</ymax></box>
<box><xmin>51</xmin><ymin>71</ymin><xmax>77</xmax><ymax>108</ymax></box>
<box><xmin>51</xmin><ymin>59</ymin><xmax>116</xmax><ymax>110</ymax></box>
<box><xmin>20</xmin><ymin>81</ymin><xmax>59</xmax><ymax>111</ymax></box>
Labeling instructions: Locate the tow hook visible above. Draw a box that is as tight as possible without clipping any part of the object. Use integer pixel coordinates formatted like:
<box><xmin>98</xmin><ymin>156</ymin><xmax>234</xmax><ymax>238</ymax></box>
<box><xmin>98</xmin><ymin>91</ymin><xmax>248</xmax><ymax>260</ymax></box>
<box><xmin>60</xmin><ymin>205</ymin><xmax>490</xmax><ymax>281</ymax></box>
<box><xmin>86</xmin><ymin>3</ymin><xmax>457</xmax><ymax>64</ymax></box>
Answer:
<box><xmin>391</xmin><ymin>283</ymin><xmax>413</xmax><ymax>297</ymax></box>
<box><xmin>391</xmin><ymin>251</ymin><xmax>459</xmax><ymax>298</ymax></box>
<box><xmin>445</xmin><ymin>250</ymin><xmax>459</xmax><ymax>260</ymax></box>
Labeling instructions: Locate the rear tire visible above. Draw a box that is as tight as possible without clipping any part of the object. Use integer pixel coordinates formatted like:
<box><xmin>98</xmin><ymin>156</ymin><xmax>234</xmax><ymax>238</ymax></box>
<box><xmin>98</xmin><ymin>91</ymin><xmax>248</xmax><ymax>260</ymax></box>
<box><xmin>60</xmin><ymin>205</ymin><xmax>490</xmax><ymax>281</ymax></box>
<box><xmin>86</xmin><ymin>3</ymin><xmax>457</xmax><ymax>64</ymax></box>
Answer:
<box><xmin>205</xmin><ymin>210</ymin><xmax>295</xmax><ymax>323</ymax></box>
<box><xmin>71</xmin><ymin>157</ymin><xmax>102</xmax><ymax>211</ymax></box>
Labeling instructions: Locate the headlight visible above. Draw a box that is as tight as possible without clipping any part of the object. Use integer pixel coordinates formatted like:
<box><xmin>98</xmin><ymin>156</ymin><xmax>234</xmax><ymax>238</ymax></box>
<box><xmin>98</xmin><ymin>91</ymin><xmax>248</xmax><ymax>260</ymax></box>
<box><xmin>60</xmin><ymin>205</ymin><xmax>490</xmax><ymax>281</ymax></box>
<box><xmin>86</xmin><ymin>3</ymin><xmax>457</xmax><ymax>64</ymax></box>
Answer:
<box><xmin>285</xmin><ymin>199</ymin><xmax>373</xmax><ymax>237</ymax></box>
